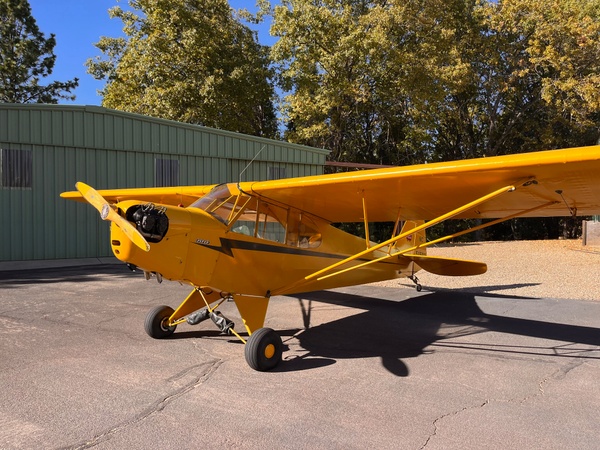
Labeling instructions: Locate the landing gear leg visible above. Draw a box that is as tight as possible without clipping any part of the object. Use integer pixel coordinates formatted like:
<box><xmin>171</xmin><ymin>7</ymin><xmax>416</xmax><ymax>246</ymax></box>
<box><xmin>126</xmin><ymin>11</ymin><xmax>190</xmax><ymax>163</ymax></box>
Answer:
<box><xmin>234</xmin><ymin>295</ymin><xmax>283</xmax><ymax>370</ymax></box>
<box><xmin>409</xmin><ymin>275</ymin><xmax>422</xmax><ymax>292</ymax></box>
<box><xmin>144</xmin><ymin>288</ymin><xmax>284</xmax><ymax>371</ymax></box>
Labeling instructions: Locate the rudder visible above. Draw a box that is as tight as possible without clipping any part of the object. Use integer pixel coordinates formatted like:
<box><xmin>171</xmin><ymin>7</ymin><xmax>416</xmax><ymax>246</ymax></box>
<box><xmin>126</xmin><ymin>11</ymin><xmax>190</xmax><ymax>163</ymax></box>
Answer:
<box><xmin>394</xmin><ymin>220</ymin><xmax>427</xmax><ymax>255</ymax></box>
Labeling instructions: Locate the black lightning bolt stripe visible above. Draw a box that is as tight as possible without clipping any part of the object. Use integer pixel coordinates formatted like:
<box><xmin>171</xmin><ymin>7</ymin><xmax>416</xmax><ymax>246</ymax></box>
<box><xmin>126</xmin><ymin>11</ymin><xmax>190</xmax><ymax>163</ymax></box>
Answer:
<box><xmin>194</xmin><ymin>237</ymin><xmax>400</xmax><ymax>266</ymax></box>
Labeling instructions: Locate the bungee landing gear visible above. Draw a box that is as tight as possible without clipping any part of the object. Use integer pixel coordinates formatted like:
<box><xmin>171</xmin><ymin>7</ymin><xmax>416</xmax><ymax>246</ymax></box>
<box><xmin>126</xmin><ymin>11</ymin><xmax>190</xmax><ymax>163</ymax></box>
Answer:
<box><xmin>143</xmin><ymin>287</ymin><xmax>283</xmax><ymax>371</ymax></box>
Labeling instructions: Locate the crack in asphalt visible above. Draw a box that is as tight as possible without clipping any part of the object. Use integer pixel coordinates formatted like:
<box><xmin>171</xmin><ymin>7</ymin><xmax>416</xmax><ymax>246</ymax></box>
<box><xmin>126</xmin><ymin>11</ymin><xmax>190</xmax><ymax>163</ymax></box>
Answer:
<box><xmin>62</xmin><ymin>357</ymin><xmax>223</xmax><ymax>450</ymax></box>
<box><xmin>30</xmin><ymin>312</ymin><xmax>146</xmax><ymax>344</ymax></box>
<box><xmin>420</xmin><ymin>399</ymin><xmax>490</xmax><ymax>449</ymax></box>
<box><xmin>518</xmin><ymin>359</ymin><xmax>585</xmax><ymax>403</ymax></box>
<box><xmin>420</xmin><ymin>357</ymin><xmax>587</xmax><ymax>448</ymax></box>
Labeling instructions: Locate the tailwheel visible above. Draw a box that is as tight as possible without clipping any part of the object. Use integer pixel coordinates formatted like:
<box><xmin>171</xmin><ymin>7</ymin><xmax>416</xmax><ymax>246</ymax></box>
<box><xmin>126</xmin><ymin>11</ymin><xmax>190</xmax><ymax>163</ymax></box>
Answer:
<box><xmin>244</xmin><ymin>328</ymin><xmax>283</xmax><ymax>371</ymax></box>
<box><xmin>144</xmin><ymin>305</ymin><xmax>177</xmax><ymax>339</ymax></box>
<box><xmin>409</xmin><ymin>275</ymin><xmax>422</xmax><ymax>292</ymax></box>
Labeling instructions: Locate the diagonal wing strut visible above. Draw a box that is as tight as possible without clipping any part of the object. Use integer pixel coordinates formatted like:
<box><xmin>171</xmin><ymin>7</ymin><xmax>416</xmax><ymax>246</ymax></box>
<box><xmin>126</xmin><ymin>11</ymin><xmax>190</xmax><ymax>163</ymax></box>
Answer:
<box><xmin>305</xmin><ymin>183</ymin><xmax>517</xmax><ymax>282</ymax></box>
<box><xmin>271</xmin><ymin>182</ymin><xmax>561</xmax><ymax>296</ymax></box>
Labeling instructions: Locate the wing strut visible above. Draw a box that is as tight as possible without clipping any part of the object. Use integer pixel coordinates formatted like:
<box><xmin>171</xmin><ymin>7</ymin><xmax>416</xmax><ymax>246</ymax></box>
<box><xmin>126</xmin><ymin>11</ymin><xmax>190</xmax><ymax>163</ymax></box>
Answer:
<box><xmin>362</xmin><ymin>192</ymin><xmax>371</xmax><ymax>249</ymax></box>
<box><xmin>314</xmin><ymin>200</ymin><xmax>559</xmax><ymax>282</ymax></box>
<box><xmin>270</xmin><ymin>183</ymin><xmax>523</xmax><ymax>296</ymax></box>
<box><xmin>305</xmin><ymin>184</ymin><xmax>517</xmax><ymax>282</ymax></box>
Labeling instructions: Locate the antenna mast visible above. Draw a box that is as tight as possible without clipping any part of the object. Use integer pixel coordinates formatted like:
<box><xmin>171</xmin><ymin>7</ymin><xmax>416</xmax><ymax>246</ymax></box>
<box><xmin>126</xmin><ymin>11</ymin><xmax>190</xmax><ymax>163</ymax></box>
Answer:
<box><xmin>239</xmin><ymin>145</ymin><xmax>266</xmax><ymax>184</ymax></box>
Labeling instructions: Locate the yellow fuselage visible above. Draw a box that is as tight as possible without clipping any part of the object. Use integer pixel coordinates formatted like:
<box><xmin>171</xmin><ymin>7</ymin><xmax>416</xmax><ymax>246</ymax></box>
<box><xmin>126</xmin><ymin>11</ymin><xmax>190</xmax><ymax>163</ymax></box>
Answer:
<box><xmin>110</xmin><ymin>201</ymin><xmax>416</xmax><ymax>297</ymax></box>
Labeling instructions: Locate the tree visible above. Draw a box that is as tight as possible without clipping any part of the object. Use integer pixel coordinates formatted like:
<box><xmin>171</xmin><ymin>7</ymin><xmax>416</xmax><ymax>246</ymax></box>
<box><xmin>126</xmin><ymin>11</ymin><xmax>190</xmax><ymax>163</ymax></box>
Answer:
<box><xmin>270</xmin><ymin>0</ymin><xmax>600</xmax><ymax>165</ymax></box>
<box><xmin>425</xmin><ymin>0</ymin><xmax>600</xmax><ymax>162</ymax></box>
<box><xmin>87</xmin><ymin>0</ymin><xmax>277</xmax><ymax>138</ymax></box>
<box><xmin>271</xmin><ymin>0</ymin><xmax>403</xmax><ymax>163</ymax></box>
<box><xmin>490</xmin><ymin>0</ymin><xmax>600</xmax><ymax>150</ymax></box>
<box><xmin>0</xmin><ymin>0</ymin><xmax>78</xmax><ymax>103</ymax></box>
<box><xmin>270</xmin><ymin>0</ymin><xmax>485</xmax><ymax>165</ymax></box>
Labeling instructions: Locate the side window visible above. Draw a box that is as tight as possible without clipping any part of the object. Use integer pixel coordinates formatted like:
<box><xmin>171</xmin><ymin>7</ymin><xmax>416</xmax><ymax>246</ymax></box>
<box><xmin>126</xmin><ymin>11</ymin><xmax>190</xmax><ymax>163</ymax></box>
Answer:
<box><xmin>229</xmin><ymin>197</ymin><xmax>287</xmax><ymax>244</ymax></box>
<box><xmin>298</xmin><ymin>219</ymin><xmax>322</xmax><ymax>248</ymax></box>
<box><xmin>204</xmin><ymin>190</ymin><xmax>320</xmax><ymax>248</ymax></box>
<box><xmin>286</xmin><ymin>211</ymin><xmax>322</xmax><ymax>248</ymax></box>
<box><xmin>256</xmin><ymin>203</ymin><xmax>286</xmax><ymax>243</ymax></box>
<box><xmin>230</xmin><ymin>197</ymin><xmax>258</xmax><ymax>236</ymax></box>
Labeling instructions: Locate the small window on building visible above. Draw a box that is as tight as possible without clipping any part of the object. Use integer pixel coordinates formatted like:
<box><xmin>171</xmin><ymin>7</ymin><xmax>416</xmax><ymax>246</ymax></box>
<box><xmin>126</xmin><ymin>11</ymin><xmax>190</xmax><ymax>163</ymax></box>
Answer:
<box><xmin>268</xmin><ymin>166</ymin><xmax>287</xmax><ymax>180</ymax></box>
<box><xmin>155</xmin><ymin>158</ymin><xmax>179</xmax><ymax>187</ymax></box>
<box><xmin>1</xmin><ymin>149</ymin><xmax>33</xmax><ymax>188</ymax></box>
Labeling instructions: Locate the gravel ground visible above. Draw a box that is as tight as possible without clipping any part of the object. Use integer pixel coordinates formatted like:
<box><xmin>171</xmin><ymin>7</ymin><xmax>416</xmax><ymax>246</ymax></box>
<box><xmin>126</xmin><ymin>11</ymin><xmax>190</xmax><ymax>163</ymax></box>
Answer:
<box><xmin>375</xmin><ymin>240</ymin><xmax>600</xmax><ymax>301</ymax></box>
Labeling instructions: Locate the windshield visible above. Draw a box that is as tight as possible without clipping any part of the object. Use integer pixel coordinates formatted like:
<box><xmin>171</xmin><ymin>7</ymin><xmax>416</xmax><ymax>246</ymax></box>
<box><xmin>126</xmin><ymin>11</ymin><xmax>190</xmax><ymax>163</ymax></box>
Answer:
<box><xmin>190</xmin><ymin>184</ymin><xmax>320</xmax><ymax>247</ymax></box>
<box><xmin>190</xmin><ymin>185</ymin><xmax>239</xmax><ymax>223</ymax></box>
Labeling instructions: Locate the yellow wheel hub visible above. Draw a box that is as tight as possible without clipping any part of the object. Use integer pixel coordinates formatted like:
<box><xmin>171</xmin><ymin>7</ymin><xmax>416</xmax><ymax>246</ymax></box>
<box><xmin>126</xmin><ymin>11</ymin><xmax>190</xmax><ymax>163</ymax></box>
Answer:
<box><xmin>264</xmin><ymin>343</ymin><xmax>275</xmax><ymax>359</ymax></box>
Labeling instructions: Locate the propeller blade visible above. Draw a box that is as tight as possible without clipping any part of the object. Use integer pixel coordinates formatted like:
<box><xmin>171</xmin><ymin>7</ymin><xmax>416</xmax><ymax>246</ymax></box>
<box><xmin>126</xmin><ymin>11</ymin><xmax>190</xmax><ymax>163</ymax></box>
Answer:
<box><xmin>75</xmin><ymin>182</ymin><xmax>150</xmax><ymax>252</ymax></box>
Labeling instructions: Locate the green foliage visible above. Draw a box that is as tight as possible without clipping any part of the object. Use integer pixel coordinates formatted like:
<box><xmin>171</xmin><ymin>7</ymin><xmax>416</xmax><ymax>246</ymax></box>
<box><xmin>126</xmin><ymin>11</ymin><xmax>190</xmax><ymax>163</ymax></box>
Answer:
<box><xmin>87</xmin><ymin>0</ymin><xmax>277</xmax><ymax>137</ymax></box>
<box><xmin>270</xmin><ymin>0</ymin><xmax>600</xmax><ymax>165</ymax></box>
<box><xmin>435</xmin><ymin>0</ymin><xmax>600</xmax><ymax>159</ymax></box>
<box><xmin>0</xmin><ymin>0</ymin><xmax>78</xmax><ymax>103</ymax></box>
<box><xmin>270</xmin><ymin>0</ymin><xmax>486</xmax><ymax>164</ymax></box>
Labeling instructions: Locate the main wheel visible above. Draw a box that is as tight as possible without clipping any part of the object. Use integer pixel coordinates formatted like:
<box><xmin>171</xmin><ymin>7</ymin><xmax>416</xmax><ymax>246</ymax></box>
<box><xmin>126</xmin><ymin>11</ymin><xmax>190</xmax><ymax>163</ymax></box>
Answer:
<box><xmin>144</xmin><ymin>305</ymin><xmax>177</xmax><ymax>339</ymax></box>
<box><xmin>244</xmin><ymin>327</ymin><xmax>283</xmax><ymax>371</ymax></box>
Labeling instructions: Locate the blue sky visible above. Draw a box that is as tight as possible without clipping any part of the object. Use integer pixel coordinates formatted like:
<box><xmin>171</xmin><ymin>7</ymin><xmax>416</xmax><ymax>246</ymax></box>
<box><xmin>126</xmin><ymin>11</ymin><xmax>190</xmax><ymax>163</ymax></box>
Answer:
<box><xmin>28</xmin><ymin>1</ymin><xmax>275</xmax><ymax>105</ymax></box>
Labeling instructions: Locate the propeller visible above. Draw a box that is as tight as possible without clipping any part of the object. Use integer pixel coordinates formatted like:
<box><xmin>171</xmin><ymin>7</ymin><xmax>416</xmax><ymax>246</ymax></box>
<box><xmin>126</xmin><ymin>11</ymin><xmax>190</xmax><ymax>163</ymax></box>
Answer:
<box><xmin>75</xmin><ymin>182</ymin><xmax>150</xmax><ymax>252</ymax></box>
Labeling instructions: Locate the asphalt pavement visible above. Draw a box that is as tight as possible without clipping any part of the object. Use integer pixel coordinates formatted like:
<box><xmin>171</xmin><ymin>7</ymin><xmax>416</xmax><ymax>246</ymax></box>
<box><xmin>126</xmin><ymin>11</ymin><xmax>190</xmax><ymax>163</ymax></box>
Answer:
<box><xmin>1</xmin><ymin>264</ymin><xmax>599</xmax><ymax>449</ymax></box>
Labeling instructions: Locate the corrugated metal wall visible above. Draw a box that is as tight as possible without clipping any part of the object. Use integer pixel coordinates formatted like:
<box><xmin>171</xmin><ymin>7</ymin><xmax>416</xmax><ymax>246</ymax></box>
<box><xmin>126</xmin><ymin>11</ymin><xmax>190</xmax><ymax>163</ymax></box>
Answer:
<box><xmin>0</xmin><ymin>104</ymin><xmax>329</xmax><ymax>261</ymax></box>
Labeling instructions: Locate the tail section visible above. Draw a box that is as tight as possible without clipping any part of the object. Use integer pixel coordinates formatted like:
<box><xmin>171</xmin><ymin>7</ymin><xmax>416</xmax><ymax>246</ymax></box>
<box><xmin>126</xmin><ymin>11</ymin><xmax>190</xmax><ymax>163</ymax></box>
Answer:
<box><xmin>395</xmin><ymin>220</ymin><xmax>487</xmax><ymax>277</ymax></box>
<box><xmin>403</xmin><ymin>254</ymin><xmax>487</xmax><ymax>276</ymax></box>
<box><xmin>394</xmin><ymin>220</ymin><xmax>427</xmax><ymax>255</ymax></box>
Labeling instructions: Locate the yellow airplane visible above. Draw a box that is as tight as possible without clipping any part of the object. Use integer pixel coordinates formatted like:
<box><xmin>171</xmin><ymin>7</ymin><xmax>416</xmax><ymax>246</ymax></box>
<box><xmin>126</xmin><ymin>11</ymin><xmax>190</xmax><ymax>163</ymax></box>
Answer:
<box><xmin>61</xmin><ymin>146</ymin><xmax>600</xmax><ymax>370</ymax></box>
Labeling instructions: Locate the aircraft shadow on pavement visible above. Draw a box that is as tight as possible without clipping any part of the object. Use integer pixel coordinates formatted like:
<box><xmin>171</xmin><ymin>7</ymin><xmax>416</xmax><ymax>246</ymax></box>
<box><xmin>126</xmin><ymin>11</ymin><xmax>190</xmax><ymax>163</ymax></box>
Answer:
<box><xmin>0</xmin><ymin>265</ymin><xmax>140</xmax><ymax>288</ymax></box>
<box><xmin>397</xmin><ymin>282</ymin><xmax>541</xmax><ymax>296</ymax></box>
<box><xmin>280</xmin><ymin>289</ymin><xmax>600</xmax><ymax>376</ymax></box>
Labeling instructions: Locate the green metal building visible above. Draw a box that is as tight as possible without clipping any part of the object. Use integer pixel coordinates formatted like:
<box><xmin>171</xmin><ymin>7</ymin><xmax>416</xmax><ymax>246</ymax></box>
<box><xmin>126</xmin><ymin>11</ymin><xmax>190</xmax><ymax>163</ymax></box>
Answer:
<box><xmin>0</xmin><ymin>104</ymin><xmax>329</xmax><ymax>262</ymax></box>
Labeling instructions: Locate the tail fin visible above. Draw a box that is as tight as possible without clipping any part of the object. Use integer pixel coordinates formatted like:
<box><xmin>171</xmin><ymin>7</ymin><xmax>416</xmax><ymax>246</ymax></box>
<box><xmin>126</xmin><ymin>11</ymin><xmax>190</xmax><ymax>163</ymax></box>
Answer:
<box><xmin>394</xmin><ymin>220</ymin><xmax>427</xmax><ymax>255</ymax></box>
<box><xmin>394</xmin><ymin>220</ymin><xmax>487</xmax><ymax>276</ymax></box>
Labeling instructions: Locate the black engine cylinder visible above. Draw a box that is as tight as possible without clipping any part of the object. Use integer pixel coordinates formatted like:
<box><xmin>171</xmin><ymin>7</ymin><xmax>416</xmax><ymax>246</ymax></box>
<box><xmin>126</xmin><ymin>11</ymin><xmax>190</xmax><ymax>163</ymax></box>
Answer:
<box><xmin>127</xmin><ymin>204</ymin><xmax>169</xmax><ymax>243</ymax></box>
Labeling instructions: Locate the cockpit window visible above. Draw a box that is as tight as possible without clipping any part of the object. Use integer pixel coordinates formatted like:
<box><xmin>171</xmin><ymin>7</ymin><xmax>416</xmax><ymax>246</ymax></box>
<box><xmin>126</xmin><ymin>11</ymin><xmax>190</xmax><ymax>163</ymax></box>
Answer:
<box><xmin>230</xmin><ymin>197</ymin><xmax>287</xmax><ymax>243</ymax></box>
<box><xmin>190</xmin><ymin>185</ymin><xmax>231</xmax><ymax>211</ymax></box>
<box><xmin>190</xmin><ymin>185</ymin><xmax>239</xmax><ymax>224</ymax></box>
<box><xmin>286</xmin><ymin>210</ymin><xmax>322</xmax><ymax>248</ymax></box>
<box><xmin>191</xmin><ymin>184</ymin><xmax>321</xmax><ymax>248</ymax></box>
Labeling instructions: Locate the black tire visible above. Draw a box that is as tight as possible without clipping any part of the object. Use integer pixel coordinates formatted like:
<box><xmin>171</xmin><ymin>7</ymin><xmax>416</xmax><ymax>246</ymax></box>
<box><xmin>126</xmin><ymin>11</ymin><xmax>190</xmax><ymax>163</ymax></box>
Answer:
<box><xmin>144</xmin><ymin>305</ymin><xmax>176</xmax><ymax>339</ymax></box>
<box><xmin>244</xmin><ymin>327</ymin><xmax>283</xmax><ymax>371</ymax></box>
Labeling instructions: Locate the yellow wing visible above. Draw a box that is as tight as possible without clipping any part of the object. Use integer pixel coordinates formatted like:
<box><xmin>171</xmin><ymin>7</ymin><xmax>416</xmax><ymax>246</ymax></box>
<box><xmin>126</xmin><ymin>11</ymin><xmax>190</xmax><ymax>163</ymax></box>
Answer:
<box><xmin>244</xmin><ymin>146</ymin><xmax>600</xmax><ymax>222</ymax></box>
<box><xmin>61</xmin><ymin>184</ymin><xmax>216</xmax><ymax>207</ymax></box>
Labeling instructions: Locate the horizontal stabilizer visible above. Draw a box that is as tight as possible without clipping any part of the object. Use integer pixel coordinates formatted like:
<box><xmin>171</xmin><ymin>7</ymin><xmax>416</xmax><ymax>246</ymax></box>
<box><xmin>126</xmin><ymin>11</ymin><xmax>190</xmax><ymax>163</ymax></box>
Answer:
<box><xmin>403</xmin><ymin>254</ymin><xmax>487</xmax><ymax>277</ymax></box>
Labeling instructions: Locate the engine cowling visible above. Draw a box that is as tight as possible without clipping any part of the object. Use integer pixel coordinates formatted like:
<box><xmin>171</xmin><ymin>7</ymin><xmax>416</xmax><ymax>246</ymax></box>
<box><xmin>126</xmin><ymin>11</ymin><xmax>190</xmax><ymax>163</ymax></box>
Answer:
<box><xmin>110</xmin><ymin>201</ymin><xmax>192</xmax><ymax>281</ymax></box>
